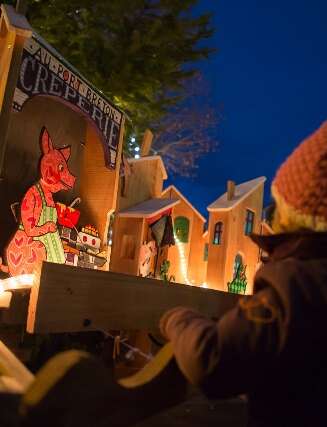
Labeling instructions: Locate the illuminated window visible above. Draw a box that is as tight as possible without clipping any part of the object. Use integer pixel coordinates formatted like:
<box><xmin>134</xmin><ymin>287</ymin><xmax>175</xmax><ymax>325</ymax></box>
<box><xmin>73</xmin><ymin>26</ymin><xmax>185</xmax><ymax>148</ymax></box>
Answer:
<box><xmin>244</xmin><ymin>210</ymin><xmax>255</xmax><ymax>235</ymax></box>
<box><xmin>213</xmin><ymin>222</ymin><xmax>223</xmax><ymax>245</ymax></box>
<box><xmin>203</xmin><ymin>243</ymin><xmax>209</xmax><ymax>261</ymax></box>
<box><xmin>174</xmin><ymin>217</ymin><xmax>189</xmax><ymax>243</ymax></box>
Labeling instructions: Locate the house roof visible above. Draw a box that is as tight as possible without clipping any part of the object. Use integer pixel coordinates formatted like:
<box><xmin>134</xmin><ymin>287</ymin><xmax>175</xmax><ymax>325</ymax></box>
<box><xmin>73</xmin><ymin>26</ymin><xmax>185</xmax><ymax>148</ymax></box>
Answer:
<box><xmin>1</xmin><ymin>4</ymin><xmax>33</xmax><ymax>37</ymax></box>
<box><xmin>127</xmin><ymin>156</ymin><xmax>168</xmax><ymax>180</ymax></box>
<box><xmin>162</xmin><ymin>185</ymin><xmax>206</xmax><ymax>223</ymax></box>
<box><xmin>118</xmin><ymin>198</ymin><xmax>179</xmax><ymax>218</ymax></box>
<box><xmin>207</xmin><ymin>177</ymin><xmax>266</xmax><ymax>212</ymax></box>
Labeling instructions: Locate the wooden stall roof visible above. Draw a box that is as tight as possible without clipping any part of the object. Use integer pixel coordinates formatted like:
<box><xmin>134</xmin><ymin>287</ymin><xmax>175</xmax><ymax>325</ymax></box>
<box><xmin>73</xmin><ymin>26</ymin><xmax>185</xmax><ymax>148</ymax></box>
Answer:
<box><xmin>128</xmin><ymin>156</ymin><xmax>168</xmax><ymax>180</ymax></box>
<box><xmin>0</xmin><ymin>4</ymin><xmax>32</xmax><ymax>37</ymax></box>
<box><xmin>28</xmin><ymin>32</ymin><xmax>124</xmax><ymax>116</ymax></box>
<box><xmin>118</xmin><ymin>198</ymin><xmax>180</xmax><ymax>218</ymax></box>
<box><xmin>0</xmin><ymin>4</ymin><xmax>123</xmax><ymax>115</ymax></box>
<box><xmin>162</xmin><ymin>185</ymin><xmax>206</xmax><ymax>223</ymax></box>
<box><xmin>27</xmin><ymin>262</ymin><xmax>241</xmax><ymax>334</ymax></box>
<box><xmin>207</xmin><ymin>176</ymin><xmax>266</xmax><ymax>212</ymax></box>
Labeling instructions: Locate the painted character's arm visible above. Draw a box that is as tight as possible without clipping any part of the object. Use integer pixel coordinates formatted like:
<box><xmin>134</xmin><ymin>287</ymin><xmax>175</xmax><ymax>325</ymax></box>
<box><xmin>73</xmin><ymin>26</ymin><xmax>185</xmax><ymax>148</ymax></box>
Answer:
<box><xmin>21</xmin><ymin>187</ymin><xmax>56</xmax><ymax>237</ymax></box>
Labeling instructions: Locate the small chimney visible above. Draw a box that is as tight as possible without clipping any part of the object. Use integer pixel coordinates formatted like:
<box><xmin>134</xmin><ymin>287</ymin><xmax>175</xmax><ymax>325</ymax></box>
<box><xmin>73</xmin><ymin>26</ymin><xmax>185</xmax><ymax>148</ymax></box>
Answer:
<box><xmin>227</xmin><ymin>180</ymin><xmax>235</xmax><ymax>200</ymax></box>
<box><xmin>140</xmin><ymin>129</ymin><xmax>153</xmax><ymax>157</ymax></box>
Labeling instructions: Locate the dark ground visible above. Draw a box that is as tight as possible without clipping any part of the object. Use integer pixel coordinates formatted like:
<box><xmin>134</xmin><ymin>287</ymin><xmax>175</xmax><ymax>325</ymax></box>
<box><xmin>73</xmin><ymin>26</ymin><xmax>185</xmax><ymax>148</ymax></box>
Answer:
<box><xmin>0</xmin><ymin>324</ymin><xmax>247</xmax><ymax>426</ymax></box>
<box><xmin>136</xmin><ymin>392</ymin><xmax>247</xmax><ymax>427</ymax></box>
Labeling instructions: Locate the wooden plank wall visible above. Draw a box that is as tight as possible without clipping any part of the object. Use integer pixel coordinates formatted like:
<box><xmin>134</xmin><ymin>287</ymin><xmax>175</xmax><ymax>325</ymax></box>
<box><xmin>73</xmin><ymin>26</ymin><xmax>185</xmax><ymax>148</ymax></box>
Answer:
<box><xmin>188</xmin><ymin>215</ymin><xmax>207</xmax><ymax>285</ymax></box>
<box><xmin>0</xmin><ymin>11</ymin><xmax>16</xmax><ymax>111</ymax></box>
<box><xmin>109</xmin><ymin>217</ymin><xmax>145</xmax><ymax>275</ymax></box>
<box><xmin>27</xmin><ymin>262</ymin><xmax>241</xmax><ymax>334</ymax></box>
<box><xmin>117</xmin><ymin>158</ymin><xmax>164</xmax><ymax>212</ymax></box>
<box><xmin>79</xmin><ymin>120</ymin><xmax>124</xmax><ymax>245</ymax></box>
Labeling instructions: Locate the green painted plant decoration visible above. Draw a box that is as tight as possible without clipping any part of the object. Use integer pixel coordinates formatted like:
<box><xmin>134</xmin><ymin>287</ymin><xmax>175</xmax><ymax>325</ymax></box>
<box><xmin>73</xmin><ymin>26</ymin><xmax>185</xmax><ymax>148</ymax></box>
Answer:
<box><xmin>159</xmin><ymin>260</ymin><xmax>175</xmax><ymax>285</ymax></box>
<box><xmin>227</xmin><ymin>264</ymin><xmax>247</xmax><ymax>294</ymax></box>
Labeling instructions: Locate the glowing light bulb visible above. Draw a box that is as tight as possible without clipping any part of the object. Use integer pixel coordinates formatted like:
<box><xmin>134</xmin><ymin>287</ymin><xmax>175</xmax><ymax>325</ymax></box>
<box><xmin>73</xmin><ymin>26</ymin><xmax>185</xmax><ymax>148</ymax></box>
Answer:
<box><xmin>134</xmin><ymin>154</ymin><xmax>140</xmax><ymax>159</ymax></box>
<box><xmin>134</xmin><ymin>146</ymin><xmax>140</xmax><ymax>152</ymax></box>
<box><xmin>131</xmin><ymin>137</ymin><xmax>136</xmax><ymax>143</ymax></box>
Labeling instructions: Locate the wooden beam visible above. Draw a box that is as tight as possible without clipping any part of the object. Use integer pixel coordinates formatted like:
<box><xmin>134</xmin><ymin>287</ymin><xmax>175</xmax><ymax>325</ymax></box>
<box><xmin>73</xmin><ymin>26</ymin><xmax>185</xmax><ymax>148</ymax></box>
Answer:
<box><xmin>0</xmin><ymin>292</ymin><xmax>12</xmax><ymax>308</ymax></box>
<box><xmin>1</xmin><ymin>4</ymin><xmax>32</xmax><ymax>37</ymax></box>
<box><xmin>0</xmin><ymin>5</ymin><xmax>32</xmax><ymax>177</ymax></box>
<box><xmin>27</xmin><ymin>262</ymin><xmax>241</xmax><ymax>334</ymax></box>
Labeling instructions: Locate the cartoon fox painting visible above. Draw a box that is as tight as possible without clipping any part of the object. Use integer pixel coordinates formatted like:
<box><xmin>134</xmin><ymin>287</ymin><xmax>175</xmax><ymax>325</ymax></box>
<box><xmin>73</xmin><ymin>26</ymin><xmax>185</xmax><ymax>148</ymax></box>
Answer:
<box><xmin>0</xmin><ymin>127</ymin><xmax>75</xmax><ymax>276</ymax></box>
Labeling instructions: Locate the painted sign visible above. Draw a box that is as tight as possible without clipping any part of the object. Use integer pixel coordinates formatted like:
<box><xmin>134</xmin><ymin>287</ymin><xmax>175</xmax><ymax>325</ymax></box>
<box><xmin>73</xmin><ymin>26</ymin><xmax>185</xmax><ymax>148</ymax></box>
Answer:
<box><xmin>0</xmin><ymin>127</ymin><xmax>75</xmax><ymax>276</ymax></box>
<box><xmin>12</xmin><ymin>36</ymin><xmax>123</xmax><ymax>169</ymax></box>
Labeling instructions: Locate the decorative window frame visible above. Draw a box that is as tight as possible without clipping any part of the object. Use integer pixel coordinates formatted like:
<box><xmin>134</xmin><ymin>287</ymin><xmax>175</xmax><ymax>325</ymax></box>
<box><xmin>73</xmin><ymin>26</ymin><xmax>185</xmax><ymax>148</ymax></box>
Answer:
<box><xmin>244</xmin><ymin>209</ymin><xmax>255</xmax><ymax>236</ymax></box>
<box><xmin>213</xmin><ymin>221</ymin><xmax>223</xmax><ymax>245</ymax></box>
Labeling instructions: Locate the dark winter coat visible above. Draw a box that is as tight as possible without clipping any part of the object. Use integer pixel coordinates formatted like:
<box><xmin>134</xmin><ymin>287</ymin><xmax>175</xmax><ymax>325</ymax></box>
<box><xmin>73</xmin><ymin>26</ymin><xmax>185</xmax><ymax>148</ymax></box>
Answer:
<box><xmin>160</xmin><ymin>231</ymin><xmax>327</xmax><ymax>426</ymax></box>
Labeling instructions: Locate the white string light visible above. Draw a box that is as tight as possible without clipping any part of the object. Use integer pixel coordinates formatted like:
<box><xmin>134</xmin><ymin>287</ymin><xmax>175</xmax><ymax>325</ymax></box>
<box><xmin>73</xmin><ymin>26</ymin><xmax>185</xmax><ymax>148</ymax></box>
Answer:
<box><xmin>174</xmin><ymin>233</ymin><xmax>192</xmax><ymax>286</ymax></box>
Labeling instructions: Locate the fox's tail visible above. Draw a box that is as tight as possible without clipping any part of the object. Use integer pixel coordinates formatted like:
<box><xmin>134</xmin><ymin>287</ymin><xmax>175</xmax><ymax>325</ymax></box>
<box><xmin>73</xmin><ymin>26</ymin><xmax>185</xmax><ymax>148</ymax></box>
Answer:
<box><xmin>0</xmin><ymin>257</ymin><xmax>9</xmax><ymax>273</ymax></box>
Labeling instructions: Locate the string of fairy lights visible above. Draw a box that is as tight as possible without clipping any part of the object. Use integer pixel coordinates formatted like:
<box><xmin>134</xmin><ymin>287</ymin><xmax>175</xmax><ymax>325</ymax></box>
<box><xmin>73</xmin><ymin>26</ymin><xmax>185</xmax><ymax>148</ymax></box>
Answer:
<box><xmin>173</xmin><ymin>232</ymin><xmax>192</xmax><ymax>286</ymax></box>
<box><xmin>129</xmin><ymin>135</ymin><xmax>140</xmax><ymax>159</ymax></box>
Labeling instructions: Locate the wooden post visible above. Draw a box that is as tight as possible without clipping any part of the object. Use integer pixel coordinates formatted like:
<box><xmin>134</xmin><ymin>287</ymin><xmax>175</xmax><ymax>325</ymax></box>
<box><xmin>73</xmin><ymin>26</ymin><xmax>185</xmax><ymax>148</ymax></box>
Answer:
<box><xmin>140</xmin><ymin>129</ymin><xmax>153</xmax><ymax>157</ymax></box>
<box><xmin>0</xmin><ymin>5</ymin><xmax>32</xmax><ymax>178</ymax></box>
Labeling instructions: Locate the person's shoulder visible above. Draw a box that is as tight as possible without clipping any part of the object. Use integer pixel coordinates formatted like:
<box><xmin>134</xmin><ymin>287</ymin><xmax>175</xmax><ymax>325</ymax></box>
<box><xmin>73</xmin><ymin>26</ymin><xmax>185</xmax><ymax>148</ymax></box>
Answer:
<box><xmin>255</xmin><ymin>258</ymin><xmax>298</xmax><ymax>288</ymax></box>
<box><xmin>255</xmin><ymin>257</ymin><xmax>327</xmax><ymax>306</ymax></box>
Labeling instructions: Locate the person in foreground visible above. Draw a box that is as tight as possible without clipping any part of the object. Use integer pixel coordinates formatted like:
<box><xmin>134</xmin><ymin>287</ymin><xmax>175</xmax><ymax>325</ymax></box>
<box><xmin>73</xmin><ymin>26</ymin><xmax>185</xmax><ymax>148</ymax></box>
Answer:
<box><xmin>160</xmin><ymin>121</ymin><xmax>327</xmax><ymax>427</ymax></box>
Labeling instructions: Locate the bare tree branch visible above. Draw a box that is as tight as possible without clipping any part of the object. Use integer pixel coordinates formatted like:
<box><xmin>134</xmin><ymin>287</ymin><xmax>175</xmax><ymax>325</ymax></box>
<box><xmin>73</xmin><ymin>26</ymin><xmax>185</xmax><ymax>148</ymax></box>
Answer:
<box><xmin>151</xmin><ymin>73</ymin><xmax>221</xmax><ymax>177</ymax></box>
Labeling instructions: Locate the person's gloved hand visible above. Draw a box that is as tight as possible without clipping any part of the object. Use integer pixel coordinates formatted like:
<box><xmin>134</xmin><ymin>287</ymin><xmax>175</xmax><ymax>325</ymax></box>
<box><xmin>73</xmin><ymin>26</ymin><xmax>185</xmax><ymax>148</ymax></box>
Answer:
<box><xmin>159</xmin><ymin>307</ymin><xmax>200</xmax><ymax>341</ymax></box>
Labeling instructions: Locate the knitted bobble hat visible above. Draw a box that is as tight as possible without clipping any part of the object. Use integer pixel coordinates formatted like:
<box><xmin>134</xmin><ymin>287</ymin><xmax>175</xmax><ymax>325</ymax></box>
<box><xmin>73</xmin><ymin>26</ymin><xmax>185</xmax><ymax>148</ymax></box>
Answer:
<box><xmin>271</xmin><ymin>121</ymin><xmax>327</xmax><ymax>233</ymax></box>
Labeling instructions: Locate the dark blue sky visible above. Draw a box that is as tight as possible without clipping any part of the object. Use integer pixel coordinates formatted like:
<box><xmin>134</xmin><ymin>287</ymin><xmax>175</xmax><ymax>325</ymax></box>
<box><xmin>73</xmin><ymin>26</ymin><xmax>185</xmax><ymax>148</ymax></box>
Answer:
<box><xmin>170</xmin><ymin>0</ymin><xmax>327</xmax><ymax>217</ymax></box>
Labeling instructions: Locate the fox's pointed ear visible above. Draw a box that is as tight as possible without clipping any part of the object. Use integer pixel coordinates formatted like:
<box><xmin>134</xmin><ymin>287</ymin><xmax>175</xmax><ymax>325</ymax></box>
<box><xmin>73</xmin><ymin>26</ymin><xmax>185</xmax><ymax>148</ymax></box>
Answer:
<box><xmin>40</xmin><ymin>127</ymin><xmax>53</xmax><ymax>154</ymax></box>
<box><xmin>60</xmin><ymin>146</ymin><xmax>71</xmax><ymax>162</ymax></box>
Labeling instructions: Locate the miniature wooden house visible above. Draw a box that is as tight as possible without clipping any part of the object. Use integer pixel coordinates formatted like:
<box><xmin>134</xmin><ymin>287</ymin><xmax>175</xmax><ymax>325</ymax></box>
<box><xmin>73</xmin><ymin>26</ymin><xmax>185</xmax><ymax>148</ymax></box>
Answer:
<box><xmin>110</xmin><ymin>156</ymin><xmax>179</xmax><ymax>277</ymax></box>
<box><xmin>161</xmin><ymin>185</ymin><xmax>207</xmax><ymax>285</ymax></box>
<box><xmin>0</xmin><ymin>5</ymin><xmax>124</xmax><ymax>272</ymax></box>
<box><xmin>206</xmin><ymin>177</ymin><xmax>266</xmax><ymax>294</ymax></box>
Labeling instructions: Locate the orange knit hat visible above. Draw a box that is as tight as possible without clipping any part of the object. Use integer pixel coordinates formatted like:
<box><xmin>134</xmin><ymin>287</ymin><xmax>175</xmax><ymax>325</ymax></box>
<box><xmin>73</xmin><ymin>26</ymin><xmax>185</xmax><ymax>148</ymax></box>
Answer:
<box><xmin>271</xmin><ymin>121</ymin><xmax>327</xmax><ymax>232</ymax></box>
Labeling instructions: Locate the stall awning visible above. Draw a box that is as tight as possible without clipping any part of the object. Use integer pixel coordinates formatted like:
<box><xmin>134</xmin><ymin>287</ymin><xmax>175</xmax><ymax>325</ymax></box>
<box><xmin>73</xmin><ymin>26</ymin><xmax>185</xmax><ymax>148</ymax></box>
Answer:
<box><xmin>118</xmin><ymin>198</ymin><xmax>180</xmax><ymax>219</ymax></box>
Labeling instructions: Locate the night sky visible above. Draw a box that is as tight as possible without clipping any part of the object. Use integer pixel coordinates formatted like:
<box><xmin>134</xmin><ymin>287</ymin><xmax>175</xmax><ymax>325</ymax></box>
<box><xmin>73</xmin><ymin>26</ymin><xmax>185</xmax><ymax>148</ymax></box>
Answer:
<box><xmin>169</xmin><ymin>0</ymin><xmax>327</xmax><ymax>218</ymax></box>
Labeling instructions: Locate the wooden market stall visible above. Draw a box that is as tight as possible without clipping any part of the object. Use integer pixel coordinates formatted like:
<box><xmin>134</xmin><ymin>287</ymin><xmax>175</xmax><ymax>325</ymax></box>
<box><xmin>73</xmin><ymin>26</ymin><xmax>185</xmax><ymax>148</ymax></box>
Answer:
<box><xmin>0</xmin><ymin>4</ymin><xmax>124</xmax><ymax>269</ymax></box>
<box><xmin>0</xmin><ymin>5</ymin><xmax>250</xmax><ymax>425</ymax></box>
